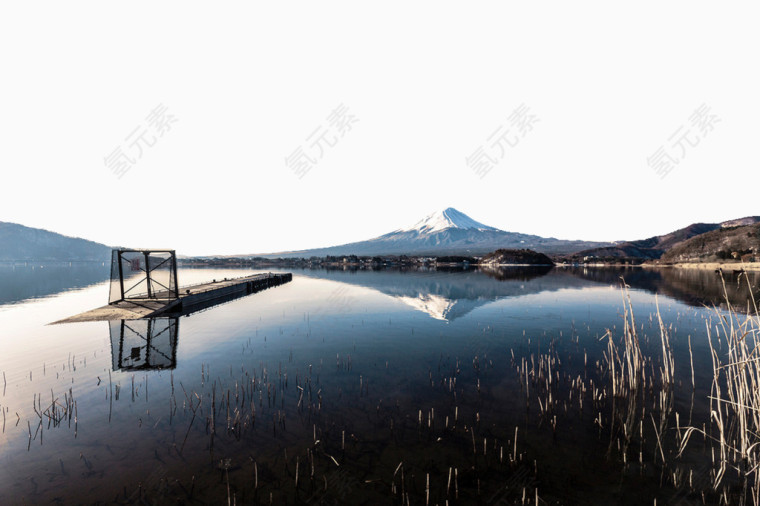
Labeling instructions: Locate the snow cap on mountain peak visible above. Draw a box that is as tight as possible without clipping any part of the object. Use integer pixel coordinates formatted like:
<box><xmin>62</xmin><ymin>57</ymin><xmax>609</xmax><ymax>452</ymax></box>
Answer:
<box><xmin>400</xmin><ymin>207</ymin><xmax>501</xmax><ymax>234</ymax></box>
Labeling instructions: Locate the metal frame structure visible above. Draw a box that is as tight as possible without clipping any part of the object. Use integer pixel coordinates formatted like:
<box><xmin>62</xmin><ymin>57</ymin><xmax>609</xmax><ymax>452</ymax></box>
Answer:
<box><xmin>109</xmin><ymin>249</ymin><xmax>179</xmax><ymax>304</ymax></box>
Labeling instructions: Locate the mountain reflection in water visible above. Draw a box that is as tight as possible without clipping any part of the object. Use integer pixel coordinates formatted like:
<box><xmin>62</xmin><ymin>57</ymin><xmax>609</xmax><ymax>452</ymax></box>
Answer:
<box><xmin>295</xmin><ymin>265</ymin><xmax>759</xmax><ymax>321</ymax></box>
<box><xmin>0</xmin><ymin>262</ymin><xmax>109</xmax><ymax>306</ymax></box>
<box><xmin>2</xmin><ymin>264</ymin><xmax>760</xmax><ymax>504</ymax></box>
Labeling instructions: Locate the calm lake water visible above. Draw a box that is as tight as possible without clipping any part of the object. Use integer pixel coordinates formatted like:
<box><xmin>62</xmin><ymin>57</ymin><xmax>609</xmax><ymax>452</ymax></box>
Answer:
<box><xmin>0</xmin><ymin>263</ymin><xmax>758</xmax><ymax>504</ymax></box>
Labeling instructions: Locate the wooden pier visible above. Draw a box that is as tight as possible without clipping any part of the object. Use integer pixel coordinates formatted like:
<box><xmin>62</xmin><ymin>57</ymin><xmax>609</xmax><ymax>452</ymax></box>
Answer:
<box><xmin>54</xmin><ymin>272</ymin><xmax>292</xmax><ymax>324</ymax></box>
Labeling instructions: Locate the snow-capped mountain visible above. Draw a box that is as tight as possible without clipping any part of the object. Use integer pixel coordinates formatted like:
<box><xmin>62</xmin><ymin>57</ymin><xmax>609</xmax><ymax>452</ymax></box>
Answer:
<box><xmin>396</xmin><ymin>208</ymin><xmax>500</xmax><ymax>234</ymax></box>
<box><xmin>260</xmin><ymin>207</ymin><xmax>611</xmax><ymax>258</ymax></box>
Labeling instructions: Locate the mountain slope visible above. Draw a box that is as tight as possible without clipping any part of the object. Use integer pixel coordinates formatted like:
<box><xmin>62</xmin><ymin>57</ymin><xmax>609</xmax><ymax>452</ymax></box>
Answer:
<box><xmin>661</xmin><ymin>223</ymin><xmax>760</xmax><ymax>263</ymax></box>
<box><xmin>258</xmin><ymin>208</ymin><xmax>611</xmax><ymax>258</ymax></box>
<box><xmin>571</xmin><ymin>217</ymin><xmax>760</xmax><ymax>262</ymax></box>
<box><xmin>0</xmin><ymin>222</ymin><xmax>112</xmax><ymax>261</ymax></box>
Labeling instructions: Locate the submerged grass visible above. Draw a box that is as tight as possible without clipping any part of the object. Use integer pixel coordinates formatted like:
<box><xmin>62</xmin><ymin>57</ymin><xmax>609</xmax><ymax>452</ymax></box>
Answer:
<box><xmin>678</xmin><ymin>274</ymin><xmax>760</xmax><ymax>504</ymax></box>
<box><xmin>600</xmin><ymin>274</ymin><xmax>760</xmax><ymax>504</ymax></box>
<box><xmin>7</xmin><ymin>274</ymin><xmax>760</xmax><ymax>504</ymax></box>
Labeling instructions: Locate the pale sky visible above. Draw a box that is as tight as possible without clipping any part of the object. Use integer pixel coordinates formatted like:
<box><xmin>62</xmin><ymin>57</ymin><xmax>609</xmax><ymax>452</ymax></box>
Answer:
<box><xmin>1</xmin><ymin>2</ymin><xmax>758</xmax><ymax>256</ymax></box>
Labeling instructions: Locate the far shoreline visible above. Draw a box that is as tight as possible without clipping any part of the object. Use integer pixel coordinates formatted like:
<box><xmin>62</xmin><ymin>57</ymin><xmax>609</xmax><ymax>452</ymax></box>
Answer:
<box><xmin>554</xmin><ymin>261</ymin><xmax>760</xmax><ymax>271</ymax></box>
<box><xmin>641</xmin><ymin>262</ymin><xmax>760</xmax><ymax>271</ymax></box>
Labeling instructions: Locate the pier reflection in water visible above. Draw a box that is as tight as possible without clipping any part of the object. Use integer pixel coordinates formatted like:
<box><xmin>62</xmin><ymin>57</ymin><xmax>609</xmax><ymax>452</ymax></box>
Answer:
<box><xmin>3</xmin><ymin>265</ymin><xmax>760</xmax><ymax>504</ymax></box>
<box><xmin>109</xmin><ymin>318</ymin><xmax>178</xmax><ymax>371</ymax></box>
<box><xmin>105</xmin><ymin>274</ymin><xmax>291</xmax><ymax>372</ymax></box>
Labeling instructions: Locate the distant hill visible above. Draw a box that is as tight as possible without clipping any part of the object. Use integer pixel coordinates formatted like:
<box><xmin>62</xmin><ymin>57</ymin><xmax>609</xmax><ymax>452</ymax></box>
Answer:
<box><xmin>0</xmin><ymin>222</ymin><xmax>112</xmax><ymax>262</ymax></box>
<box><xmin>5</xmin><ymin>211</ymin><xmax>758</xmax><ymax>265</ymax></box>
<box><xmin>480</xmin><ymin>249</ymin><xmax>554</xmax><ymax>265</ymax></box>
<box><xmin>569</xmin><ymin>217</ymin><xmax>760</xmax><ymax>263</ymax></box>
<box><xmin>256</xmin><ymin>208</ymin><xmax>611</xmax><ymax>258</ymax></box>
<box><xmin>661</xmin><ymin>223</ymin><xmax>760</xmax><ymax>263</ymax></box>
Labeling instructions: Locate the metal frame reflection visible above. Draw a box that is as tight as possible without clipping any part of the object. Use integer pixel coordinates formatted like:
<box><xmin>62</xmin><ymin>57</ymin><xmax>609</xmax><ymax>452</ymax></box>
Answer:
<box><xmin>107</xmin><ymin>283</ymin><xmax>284</xmax><ymax>372</ymax></box>
<box><xmin>110</xmin><ymin>318</ymin><xmax>178</xmax><ymax>371</ymax></box>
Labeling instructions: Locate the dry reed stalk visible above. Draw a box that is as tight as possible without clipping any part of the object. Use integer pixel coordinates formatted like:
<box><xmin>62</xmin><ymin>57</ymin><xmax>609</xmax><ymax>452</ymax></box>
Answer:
<box><xmin>678</xmin><ymin>273</ymin><xmax>760</xmax><ymax>501</ymax></box>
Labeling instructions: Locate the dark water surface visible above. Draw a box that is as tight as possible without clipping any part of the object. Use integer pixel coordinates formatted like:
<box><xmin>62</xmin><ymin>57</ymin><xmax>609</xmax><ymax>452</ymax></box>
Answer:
<box><xmin>0</xmin><ymin>264</ymin><xmax>758</xmax><ymax>504</ymax></box>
